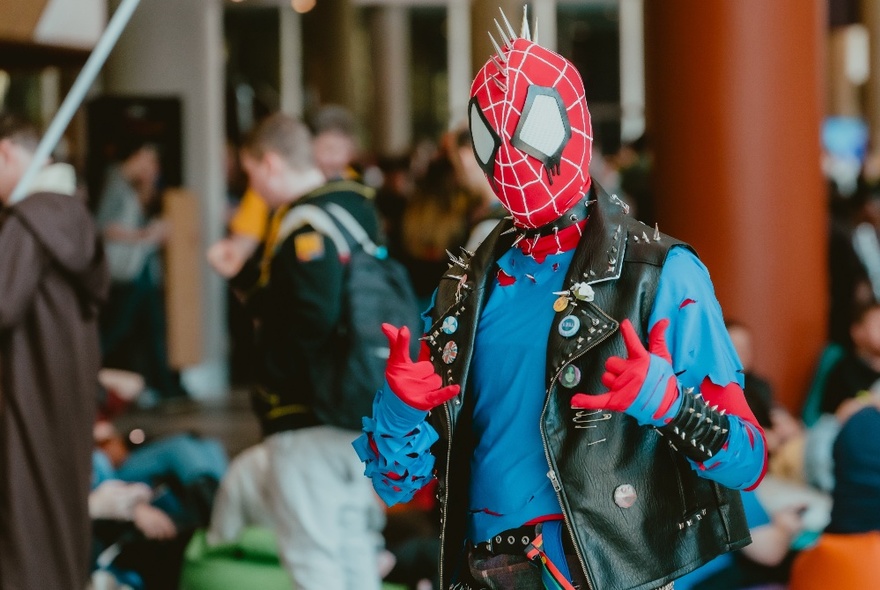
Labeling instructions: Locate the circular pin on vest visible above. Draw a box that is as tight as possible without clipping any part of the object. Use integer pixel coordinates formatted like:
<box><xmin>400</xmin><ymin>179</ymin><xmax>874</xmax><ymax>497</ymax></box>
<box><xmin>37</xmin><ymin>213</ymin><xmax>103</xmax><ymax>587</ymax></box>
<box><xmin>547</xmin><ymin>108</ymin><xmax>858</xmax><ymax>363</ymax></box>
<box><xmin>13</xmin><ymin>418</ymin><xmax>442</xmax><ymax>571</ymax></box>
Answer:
<box><xmin>558</xmin><ymin>315</ymin><xmax>581</xmax><ymax>338</ymax></box>
<box><xmin>442</xmin><ymin>341</ymin><xmax>458</xmax><ymax>364</ymax></box>
<box><xmin>614</xmin><ymin>484</ymin><xmax>637</xmax><ymax>508</ymax></box>
<box><xmin>560</xmin><ymin>364</ymin><xmax>581</xmax><ymax>388</ymax></box>
<box><xmin>553</xmin><ymin>295</ymin><xmax>570</xmax><ymax>313</ymax></box>
<box><xmin>441</xmin><ymin>316</ymin><xmax>459</xmax><ymax>335</ymax></box>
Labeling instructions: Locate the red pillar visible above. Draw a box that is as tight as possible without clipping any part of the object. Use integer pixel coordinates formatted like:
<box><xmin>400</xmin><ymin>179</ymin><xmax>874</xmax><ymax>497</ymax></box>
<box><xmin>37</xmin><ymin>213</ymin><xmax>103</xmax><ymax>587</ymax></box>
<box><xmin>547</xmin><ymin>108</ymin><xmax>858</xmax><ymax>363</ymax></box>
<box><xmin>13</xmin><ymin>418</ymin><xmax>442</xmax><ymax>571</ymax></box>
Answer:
<box><xmin>644</xmin><ymin>1</ymin><xmax>827</xmax><ymax>411</ymax></box>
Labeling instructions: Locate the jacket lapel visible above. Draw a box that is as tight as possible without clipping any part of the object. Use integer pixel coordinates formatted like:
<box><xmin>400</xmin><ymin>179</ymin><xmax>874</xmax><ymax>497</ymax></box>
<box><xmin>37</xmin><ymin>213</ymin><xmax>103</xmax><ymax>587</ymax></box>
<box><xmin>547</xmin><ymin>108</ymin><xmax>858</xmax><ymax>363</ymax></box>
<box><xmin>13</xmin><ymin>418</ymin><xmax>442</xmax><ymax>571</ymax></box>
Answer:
<box><xmin>547</xmin><ymin>184</ymin><xmax>630</xmax><ymax>381</ymax></box>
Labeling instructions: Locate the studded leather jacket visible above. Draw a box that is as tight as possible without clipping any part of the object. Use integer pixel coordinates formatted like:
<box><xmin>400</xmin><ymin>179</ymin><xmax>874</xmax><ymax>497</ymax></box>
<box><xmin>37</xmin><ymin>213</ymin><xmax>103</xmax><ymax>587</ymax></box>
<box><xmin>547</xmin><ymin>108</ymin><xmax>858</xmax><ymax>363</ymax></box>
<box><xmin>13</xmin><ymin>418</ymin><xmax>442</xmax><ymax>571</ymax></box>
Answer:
<box><xmin>423</xmin><ymin>186</ymin><xmax>751</xmax><ymax>590</ymax></box>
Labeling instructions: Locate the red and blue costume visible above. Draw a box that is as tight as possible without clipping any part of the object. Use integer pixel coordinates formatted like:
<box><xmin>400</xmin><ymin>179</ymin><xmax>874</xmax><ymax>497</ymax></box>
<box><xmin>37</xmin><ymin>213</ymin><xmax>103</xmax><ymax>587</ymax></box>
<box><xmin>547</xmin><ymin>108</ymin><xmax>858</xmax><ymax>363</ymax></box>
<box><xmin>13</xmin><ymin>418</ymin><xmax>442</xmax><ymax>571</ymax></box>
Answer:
<box><xmin>355</xmin><ymin>10</ymin><xmax>765</xmax><ymax>589</ymax></box>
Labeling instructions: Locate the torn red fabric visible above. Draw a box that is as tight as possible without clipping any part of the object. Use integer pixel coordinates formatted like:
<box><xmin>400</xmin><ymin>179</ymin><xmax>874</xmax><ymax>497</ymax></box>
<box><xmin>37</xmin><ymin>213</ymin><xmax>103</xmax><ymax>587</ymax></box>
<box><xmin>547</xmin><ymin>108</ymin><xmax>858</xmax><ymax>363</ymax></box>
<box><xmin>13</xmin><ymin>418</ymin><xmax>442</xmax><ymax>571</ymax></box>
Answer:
<box><xmin>518</xmin><ymin>219</ymin><xmax>587</xmax><ymax>263</ymax></box>
<box><xmin>699</xmin><ymin>378</ymin><xmax>761</xmax><ymax>430</ymax></box>
<box><xmin>497</xmin><ymin>268</ymin><xmax>516</xmax><ymax>286</ymax></box>
<box><xmin>700</xmin><ymin>378</ymin><xmax>768</xmax><ymax>490</ymax></box>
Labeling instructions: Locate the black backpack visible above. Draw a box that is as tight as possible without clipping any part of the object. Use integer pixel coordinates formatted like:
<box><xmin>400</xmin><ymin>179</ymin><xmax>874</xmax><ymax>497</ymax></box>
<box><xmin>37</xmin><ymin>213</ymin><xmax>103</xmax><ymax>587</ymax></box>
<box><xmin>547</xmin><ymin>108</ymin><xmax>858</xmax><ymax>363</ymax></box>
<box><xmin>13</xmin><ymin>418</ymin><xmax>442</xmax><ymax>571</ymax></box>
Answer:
<box><xmin>278</xmin><ymin>201</ymin><xmax>422</xmax><ymax>430</ymax></box>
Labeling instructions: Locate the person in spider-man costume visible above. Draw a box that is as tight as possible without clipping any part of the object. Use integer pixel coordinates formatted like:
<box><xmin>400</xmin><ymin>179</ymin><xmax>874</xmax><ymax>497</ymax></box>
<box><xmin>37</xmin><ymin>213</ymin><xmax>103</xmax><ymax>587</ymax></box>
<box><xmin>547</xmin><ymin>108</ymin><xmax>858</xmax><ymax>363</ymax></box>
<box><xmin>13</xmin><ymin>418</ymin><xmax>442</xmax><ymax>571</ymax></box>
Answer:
<box><xmin>355</xmin><ymin>10</ymin><xmax>766</xmax><ymax>590</ymax></box>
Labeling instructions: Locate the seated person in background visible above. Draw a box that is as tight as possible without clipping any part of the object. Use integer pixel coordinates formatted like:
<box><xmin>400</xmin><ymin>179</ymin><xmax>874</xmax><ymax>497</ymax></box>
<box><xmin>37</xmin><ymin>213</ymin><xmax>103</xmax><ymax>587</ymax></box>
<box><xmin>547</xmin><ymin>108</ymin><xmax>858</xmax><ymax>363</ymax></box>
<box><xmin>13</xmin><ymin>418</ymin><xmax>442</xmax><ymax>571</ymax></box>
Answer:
<box><xmin>94</xmin><ymin>368</ymin><xmax>228</xmax><ymax>498</ymax></box>
<box><xmin>789</xmin><ymin>405</ymin><xmax>880</xmax><ymax>589</ymax></box>
<box><xmin>674</xmin><ymin>489</ymin><xmax>805</xmax><ymax>590</ymax></box>
<box><xmin>89</xmin><ymin>468</ymin><xmax>179</xmax><ymax>590</ymax></box>
<box><xmin>93</xmin><ymin>421</ymin><xmax>227</xmax><ymax>522</ymax></box>
<box><xmin>820</xmin><ymin>302</ymin><xmax>880</xmax><ymax>414</ymax></box>
<box><xmin>91</xmin><ymin>374</ymin><xmax>228</xmax><ymax>590</ymax></box>
<box><xmin>803</xmin><ymin>303</ymin><xmax>880</xmax><ymax>491</ymax></box>
<box><xmin>804</xmin><ymin>395</ymin><xmax>880</xmax><ymax>492</ymax></box>
<box><xmin>726</xmin><ymin>320</ymin><xmax>804</xmax><ymax>457</ymax></box>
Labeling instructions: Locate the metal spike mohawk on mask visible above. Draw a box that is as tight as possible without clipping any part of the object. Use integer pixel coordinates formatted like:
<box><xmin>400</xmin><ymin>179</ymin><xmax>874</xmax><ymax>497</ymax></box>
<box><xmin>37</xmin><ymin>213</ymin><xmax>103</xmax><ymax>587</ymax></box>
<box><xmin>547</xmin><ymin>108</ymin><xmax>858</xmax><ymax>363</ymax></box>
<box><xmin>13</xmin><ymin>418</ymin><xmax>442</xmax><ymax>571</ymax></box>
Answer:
<box><xmin>500</xmin><ymin>8</ymin><xmax>517</xmax><ymax>40</ymax></box>
<box><xmin>488</xmin><ymin>30</ymin><xmax>507</xmax><ymax>62</ymax></box>
<box><xmin>488</xmin><ymin>6</ymin><xmax>540</xmax><ymax>75</ymax></box>
<box><xmin>494</xmin><ymin>19</ymin><xmax>512</xmax><ymax>48</ymax></box>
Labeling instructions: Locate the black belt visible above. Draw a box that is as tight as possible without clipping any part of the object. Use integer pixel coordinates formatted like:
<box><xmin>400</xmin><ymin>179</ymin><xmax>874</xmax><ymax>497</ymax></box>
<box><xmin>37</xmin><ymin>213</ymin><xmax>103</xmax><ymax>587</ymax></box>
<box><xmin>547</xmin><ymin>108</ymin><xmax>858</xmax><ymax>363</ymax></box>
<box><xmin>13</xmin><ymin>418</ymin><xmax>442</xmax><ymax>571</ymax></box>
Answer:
<box><xmin>473</xmin><ymin>524</ymin><xmax>540</xmax><ymax>556</ymax></box>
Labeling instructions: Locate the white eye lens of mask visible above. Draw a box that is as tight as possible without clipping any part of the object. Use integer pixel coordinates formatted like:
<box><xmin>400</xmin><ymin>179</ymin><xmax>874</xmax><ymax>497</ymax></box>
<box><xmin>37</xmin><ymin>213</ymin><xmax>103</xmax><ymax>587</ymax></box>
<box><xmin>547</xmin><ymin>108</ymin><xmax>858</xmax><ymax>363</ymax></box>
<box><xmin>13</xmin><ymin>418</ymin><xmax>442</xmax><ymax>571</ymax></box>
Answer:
<box><xmin>468</xmin><ymin>97</ymin><xmax>503</xmax><ymax>180</ymax></box>
<box><xmin>511</xmin><ymin>85</ymin><xmax>572</xmax><ymax>175</ymax></box>
<box><xmin>470</xmin><ymin>102</ymin><xmax>497</xmax><ymax>166</ymax></box>
<box><xmin>518</xmin><ymin>94</ymin><xmax>567</xmax><ymax>158</ymax></box>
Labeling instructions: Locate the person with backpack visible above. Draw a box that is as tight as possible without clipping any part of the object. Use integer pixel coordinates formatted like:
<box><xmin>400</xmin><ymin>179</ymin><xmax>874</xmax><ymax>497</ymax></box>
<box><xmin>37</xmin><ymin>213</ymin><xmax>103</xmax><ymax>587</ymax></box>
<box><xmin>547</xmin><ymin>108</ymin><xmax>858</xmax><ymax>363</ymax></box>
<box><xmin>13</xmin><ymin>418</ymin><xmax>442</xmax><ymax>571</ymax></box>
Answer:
<box><xmin>207</xmin><ymin>112</ymin><xmax>405</xmax><ymax>590</ymax></box>
<box><xmin>354</xmin><ymin>10</ymin><xmax>767</xmax><ymax>590</ymax></box>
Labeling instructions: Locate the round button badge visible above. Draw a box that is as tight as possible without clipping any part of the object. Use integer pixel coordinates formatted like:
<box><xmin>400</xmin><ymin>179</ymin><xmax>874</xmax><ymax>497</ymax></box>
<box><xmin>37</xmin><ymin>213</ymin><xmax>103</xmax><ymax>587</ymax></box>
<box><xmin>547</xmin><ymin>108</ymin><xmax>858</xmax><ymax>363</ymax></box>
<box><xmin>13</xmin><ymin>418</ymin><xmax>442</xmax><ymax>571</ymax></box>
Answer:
<box><xmin>614</xmin><ymin>484</ymin><xmax>638</xmax><ymax>509</ymax></box>
<box><xmin>560</xmin><ymin>364</ymin><xmax>581</xmax><ymax>388</ymax></box>
<box><xmin>441</xmin><ymin>316</ymin><xmax>459</xmax><ymax>335</ymax></box>
<box><xmin>558</xmin><ymin>315</ymin><xmax>581</xmax><ymax>338</ymax></box>
<box><xmin>442</xmin><ymin>341</ymin><xmax>458</xmax><ymax>364</ymax></box>
<box><xmin>553</xmin><ymin>295</ymin><xmax>569</xmax><ymax>312</ymax></box>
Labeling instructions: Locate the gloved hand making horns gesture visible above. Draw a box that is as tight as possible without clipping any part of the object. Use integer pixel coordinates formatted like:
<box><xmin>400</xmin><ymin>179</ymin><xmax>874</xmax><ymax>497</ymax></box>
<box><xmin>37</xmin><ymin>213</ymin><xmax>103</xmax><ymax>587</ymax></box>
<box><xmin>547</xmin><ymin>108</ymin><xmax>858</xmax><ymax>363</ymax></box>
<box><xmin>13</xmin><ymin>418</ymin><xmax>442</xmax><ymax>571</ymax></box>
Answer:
<box><xmin>381</xmin><ymin>323</ymin><xmax>460</xmax><ymax>412</ymax></box>
<box><xmin>571</xmin><ymin>319</ymin><xmax>682</xmax><ymax>427</ymax></box>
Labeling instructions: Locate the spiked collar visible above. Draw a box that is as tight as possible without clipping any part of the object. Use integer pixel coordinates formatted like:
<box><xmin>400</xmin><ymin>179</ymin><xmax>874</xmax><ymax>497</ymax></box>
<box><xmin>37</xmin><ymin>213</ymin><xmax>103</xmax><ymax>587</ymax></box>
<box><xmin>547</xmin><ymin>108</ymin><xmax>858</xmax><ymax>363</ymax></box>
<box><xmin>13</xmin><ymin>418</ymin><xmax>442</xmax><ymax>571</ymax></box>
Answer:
<box><xmin>511</xmin><ymin>195</ymin><xmax>592</xmax><ymax>240</ymax></box>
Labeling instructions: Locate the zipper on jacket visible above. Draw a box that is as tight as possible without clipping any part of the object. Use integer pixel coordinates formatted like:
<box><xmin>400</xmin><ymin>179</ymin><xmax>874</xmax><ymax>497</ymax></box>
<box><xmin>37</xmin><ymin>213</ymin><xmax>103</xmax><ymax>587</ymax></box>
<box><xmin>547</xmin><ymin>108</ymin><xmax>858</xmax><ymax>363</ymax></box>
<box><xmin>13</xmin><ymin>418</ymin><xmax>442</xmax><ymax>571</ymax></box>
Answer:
<box><xmin>541</xmin><ymin>387</ymin><xmax>594</xmax><ymax>590</ymax></box>
<box><xmin>438</xmin><ymin>400</ymin><xmax>453</xmax><ymax>589</ymax></box>
<box><xmin>547</xmin><ymin>469</ymin><xmax>562</xmax><ymax>491</ymax></box>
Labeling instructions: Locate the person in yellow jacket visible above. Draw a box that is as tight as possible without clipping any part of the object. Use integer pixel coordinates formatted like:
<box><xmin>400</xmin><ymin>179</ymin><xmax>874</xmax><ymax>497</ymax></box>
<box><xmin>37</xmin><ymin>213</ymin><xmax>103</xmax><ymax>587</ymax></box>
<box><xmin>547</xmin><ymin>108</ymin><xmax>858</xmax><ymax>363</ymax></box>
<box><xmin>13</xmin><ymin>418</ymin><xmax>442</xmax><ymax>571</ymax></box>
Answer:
<box><xmin>209</xmin><ymin>105</ymin><xmax>362</xmax><ymax>280</ymax></box>
<box><xmin>209</xmin><ymin>187</ymin><xmax>270</xmax><ymax>281</ymax></box>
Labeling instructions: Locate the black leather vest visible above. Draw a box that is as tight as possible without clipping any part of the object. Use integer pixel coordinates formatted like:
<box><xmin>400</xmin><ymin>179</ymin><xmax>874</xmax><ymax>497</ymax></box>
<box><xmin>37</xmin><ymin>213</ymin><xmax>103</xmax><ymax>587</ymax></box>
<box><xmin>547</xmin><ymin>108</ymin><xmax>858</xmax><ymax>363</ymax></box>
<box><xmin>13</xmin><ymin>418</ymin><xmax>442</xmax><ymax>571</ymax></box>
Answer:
<box><xmin>424</xmin><ymin>185</ymin><xmax>750</xmax><ymax>590</ymax></box>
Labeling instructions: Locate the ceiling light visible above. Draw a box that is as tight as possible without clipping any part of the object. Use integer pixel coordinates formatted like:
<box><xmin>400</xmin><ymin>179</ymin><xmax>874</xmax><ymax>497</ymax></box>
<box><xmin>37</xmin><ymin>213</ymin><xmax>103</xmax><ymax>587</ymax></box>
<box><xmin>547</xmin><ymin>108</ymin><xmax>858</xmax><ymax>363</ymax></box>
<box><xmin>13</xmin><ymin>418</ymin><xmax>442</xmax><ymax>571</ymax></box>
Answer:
<box><xmin>292</xmin><ymin>0</ymin><xmax>316</xmax><ymax>14</ymax></box>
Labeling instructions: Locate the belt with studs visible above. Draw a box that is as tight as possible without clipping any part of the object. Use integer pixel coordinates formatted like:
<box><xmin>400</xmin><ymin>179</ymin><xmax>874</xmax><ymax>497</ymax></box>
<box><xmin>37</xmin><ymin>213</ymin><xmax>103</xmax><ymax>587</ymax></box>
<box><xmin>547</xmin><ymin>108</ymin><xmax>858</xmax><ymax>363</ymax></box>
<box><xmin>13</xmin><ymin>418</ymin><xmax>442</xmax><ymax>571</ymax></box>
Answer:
<box><xmin>473</xmin><ymin>524</ymin><xmax>540</xmax><ymax>556</ymax></box>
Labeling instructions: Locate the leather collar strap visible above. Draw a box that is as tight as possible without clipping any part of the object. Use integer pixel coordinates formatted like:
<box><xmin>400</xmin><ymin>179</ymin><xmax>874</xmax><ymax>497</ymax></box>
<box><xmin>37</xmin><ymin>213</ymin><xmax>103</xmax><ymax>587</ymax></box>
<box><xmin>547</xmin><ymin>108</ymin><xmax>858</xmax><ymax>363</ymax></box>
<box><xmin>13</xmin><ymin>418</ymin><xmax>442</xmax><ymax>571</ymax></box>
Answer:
<box><xmin>516</xmin><ymin>196</ymin><xmax>591</xmax><ymax>240</ymax></box>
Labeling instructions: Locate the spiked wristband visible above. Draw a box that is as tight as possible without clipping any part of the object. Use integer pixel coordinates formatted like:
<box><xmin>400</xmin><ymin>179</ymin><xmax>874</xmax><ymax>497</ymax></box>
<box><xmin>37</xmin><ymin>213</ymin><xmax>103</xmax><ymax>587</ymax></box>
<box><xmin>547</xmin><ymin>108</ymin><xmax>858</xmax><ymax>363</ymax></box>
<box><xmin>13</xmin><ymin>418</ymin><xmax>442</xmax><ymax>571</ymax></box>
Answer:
<box><xmin>657</xmin><ymin>388</ymin><xmax>730</xmax><ymax>462</ymax></box>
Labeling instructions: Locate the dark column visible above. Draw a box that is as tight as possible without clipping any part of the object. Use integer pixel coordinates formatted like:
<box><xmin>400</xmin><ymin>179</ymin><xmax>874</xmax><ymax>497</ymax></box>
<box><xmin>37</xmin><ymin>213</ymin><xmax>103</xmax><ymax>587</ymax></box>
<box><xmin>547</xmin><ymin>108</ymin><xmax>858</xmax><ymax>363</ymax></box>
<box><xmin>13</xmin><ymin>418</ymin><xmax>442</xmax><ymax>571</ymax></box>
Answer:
<box><xmin>644</xmin><ymin>1</ymin><xmax>826</xmax><ymax>411</ymax></box>
<box><xmin>301</xmin><ymin>0</ymin><xmax>357</xmax><ymax>110</ymax></box>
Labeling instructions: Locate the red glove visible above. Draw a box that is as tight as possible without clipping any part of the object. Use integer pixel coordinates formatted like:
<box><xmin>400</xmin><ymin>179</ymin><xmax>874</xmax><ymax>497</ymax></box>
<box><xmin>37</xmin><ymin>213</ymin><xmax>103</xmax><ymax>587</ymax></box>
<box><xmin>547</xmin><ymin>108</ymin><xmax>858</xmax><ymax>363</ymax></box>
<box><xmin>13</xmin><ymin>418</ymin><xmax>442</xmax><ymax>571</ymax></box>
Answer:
<box><xmin>382</xmin><ymin>323</ymin><xmax>460</xmax><ymax>411</ymax></box>
<box><xmin>570</xmin><ymin>319</ymin><xmax>680</xmax><ymax>425</ymax></box>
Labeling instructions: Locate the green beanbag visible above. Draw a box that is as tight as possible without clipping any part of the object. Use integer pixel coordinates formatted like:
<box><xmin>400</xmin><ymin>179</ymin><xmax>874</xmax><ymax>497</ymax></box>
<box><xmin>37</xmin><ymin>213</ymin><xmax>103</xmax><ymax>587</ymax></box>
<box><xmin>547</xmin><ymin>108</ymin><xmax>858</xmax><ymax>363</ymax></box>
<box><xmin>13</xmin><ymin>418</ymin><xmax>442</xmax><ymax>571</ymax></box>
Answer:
<box><xmin>180</xmin><ymin>528</ymin><xmax>407</xmax><ymax>590</ymax></box>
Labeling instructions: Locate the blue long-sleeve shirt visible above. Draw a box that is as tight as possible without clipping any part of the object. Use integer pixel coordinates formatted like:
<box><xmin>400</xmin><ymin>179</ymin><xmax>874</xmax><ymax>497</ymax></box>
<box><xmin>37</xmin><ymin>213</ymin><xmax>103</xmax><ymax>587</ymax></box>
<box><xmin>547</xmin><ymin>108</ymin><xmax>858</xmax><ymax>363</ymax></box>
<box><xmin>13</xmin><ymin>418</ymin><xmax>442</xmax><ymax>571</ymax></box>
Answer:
<box><xmin>353</xmin><ymin>246</ymin><xmax>765</xmax><ymax>530</ymax></box>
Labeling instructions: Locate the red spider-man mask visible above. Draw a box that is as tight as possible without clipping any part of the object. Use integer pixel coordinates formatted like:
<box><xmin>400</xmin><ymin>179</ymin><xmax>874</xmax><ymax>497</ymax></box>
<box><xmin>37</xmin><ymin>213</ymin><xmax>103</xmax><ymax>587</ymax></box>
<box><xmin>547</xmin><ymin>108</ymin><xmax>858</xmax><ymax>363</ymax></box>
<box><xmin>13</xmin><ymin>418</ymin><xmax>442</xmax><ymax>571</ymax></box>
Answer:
<box><xmin>470</xmin><ymin>28</ymin><xmax>592</xmax><ymax>230</ymax></box>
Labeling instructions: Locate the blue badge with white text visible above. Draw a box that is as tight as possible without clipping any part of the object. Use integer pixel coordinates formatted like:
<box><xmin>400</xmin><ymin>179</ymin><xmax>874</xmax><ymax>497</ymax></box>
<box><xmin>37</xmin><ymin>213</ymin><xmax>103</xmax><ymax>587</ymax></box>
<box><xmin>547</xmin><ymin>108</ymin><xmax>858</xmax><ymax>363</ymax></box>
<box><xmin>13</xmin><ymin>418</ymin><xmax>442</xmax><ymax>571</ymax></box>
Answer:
<box><xmin>558</xmin><ymin>315</ymin><xmax>580</xmax><ymax>338</ymax></box>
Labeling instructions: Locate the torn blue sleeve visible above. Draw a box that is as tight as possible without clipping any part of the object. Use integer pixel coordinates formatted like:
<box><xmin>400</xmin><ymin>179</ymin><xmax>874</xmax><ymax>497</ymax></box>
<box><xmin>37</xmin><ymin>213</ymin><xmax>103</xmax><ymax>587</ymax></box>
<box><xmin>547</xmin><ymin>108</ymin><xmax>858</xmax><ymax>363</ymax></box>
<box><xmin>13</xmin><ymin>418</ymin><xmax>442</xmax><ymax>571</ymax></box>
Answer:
<box><xmin>648</xmin><ymin>246</ymin><xmax>744</xmax><ymax>391</ymax></box>
<box><xmin>352</xmin><ymin>381</ymin><xmax>439</xmax><ymax>506</ymax></box>
<box><xmin>650</xmin><ymin>247</ymin><xmax>765</xmax><ymax>488</ymax></box>
<box><xmin>690</xmin><ymin>420</ymin><xmax>766</xmax><ymax>490</ymax></box>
